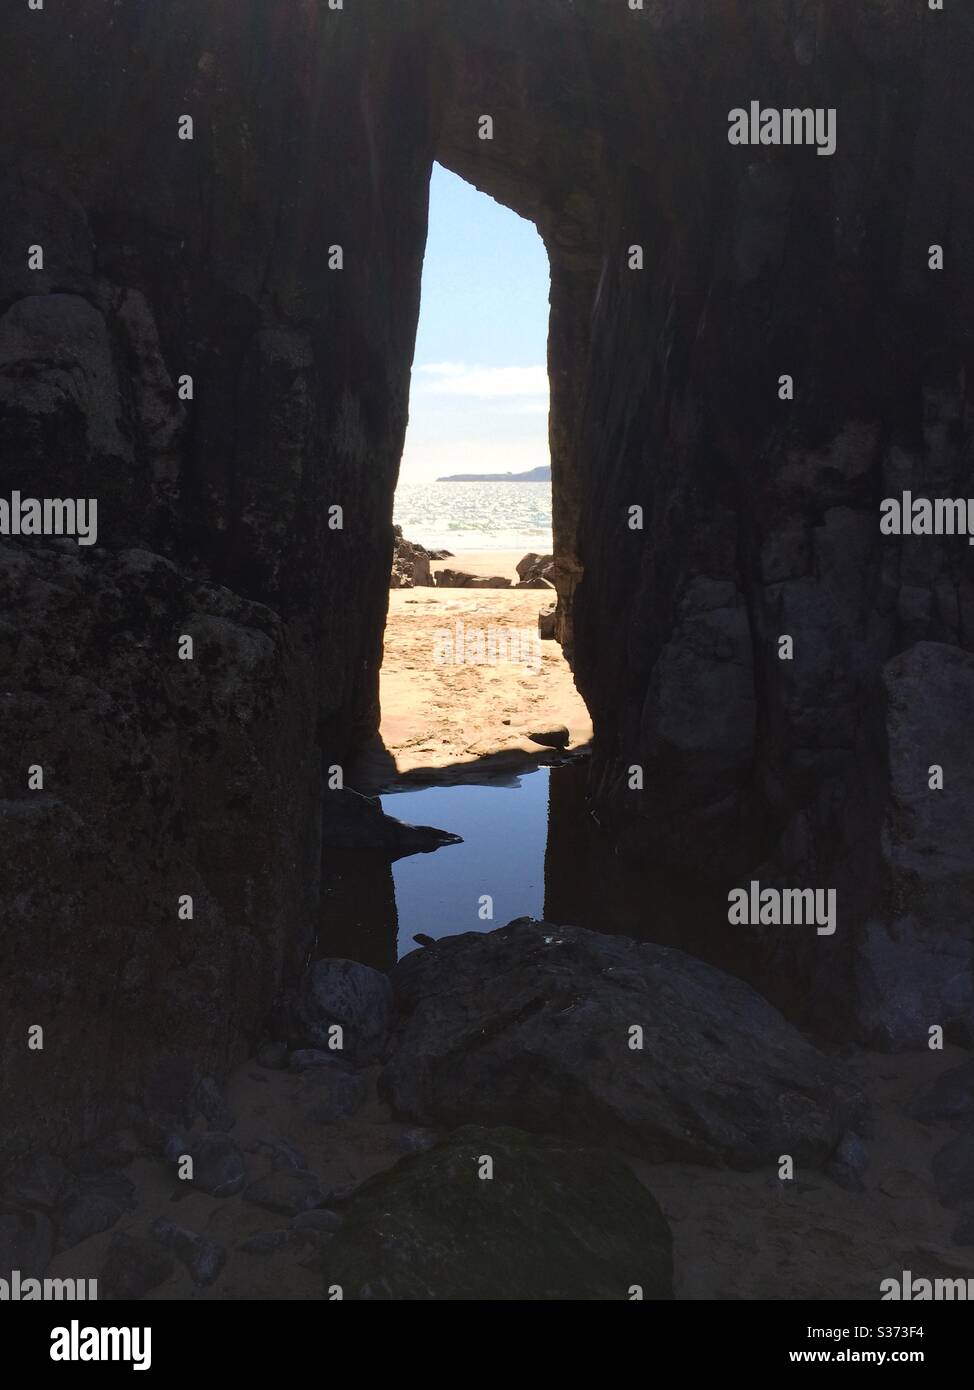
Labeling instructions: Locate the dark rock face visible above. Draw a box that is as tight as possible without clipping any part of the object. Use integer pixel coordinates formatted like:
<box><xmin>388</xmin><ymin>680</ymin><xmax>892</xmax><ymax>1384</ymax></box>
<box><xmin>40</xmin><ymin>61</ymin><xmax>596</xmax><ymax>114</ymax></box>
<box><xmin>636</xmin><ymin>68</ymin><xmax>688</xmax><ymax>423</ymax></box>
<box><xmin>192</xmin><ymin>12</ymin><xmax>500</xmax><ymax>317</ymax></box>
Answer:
<box><xmin>1</xmin><ymin>0</ymin><xmax>972</xmax><ymax>1171</ymax></box>
<box><xmin>0</xmin><ymin>0</ymin><xmax>429</xmax><ymax>1170</ymax></box>
<box><xmin>856</xmin><ymin>644</ymin><xmax>974</xmax><ymax>1047</ymax></box>
<box><xmin>381</xmin><ymin>921</ymin><xmax>866</xmax><ymax>1168</ymax></box>
<box><xmin>324</xmin><ymin>1125</ymin><xmax>673</xmax><ymax>1301</ymax></box>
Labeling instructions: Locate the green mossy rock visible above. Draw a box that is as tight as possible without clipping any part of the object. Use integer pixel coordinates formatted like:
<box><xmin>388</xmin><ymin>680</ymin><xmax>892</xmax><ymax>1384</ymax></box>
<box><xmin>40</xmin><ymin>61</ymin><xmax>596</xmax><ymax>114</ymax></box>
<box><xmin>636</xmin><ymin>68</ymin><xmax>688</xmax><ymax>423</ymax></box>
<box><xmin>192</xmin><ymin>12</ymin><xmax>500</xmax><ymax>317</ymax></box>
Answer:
<box><xmin>324</xmin><ymin>1126</ymin><xmax>672</xmax><ymax>1301</ymax></box>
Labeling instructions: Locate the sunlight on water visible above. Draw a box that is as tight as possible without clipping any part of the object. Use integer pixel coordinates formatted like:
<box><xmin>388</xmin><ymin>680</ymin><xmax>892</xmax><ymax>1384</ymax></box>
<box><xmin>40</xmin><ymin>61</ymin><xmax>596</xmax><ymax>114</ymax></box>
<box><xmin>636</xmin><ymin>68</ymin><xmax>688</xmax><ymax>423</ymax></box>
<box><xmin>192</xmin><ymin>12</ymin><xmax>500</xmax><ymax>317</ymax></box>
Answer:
<box><xmin>393</xmin><ymin>480</ymin><xmax>553</xmax><ymax>553</ymax></box>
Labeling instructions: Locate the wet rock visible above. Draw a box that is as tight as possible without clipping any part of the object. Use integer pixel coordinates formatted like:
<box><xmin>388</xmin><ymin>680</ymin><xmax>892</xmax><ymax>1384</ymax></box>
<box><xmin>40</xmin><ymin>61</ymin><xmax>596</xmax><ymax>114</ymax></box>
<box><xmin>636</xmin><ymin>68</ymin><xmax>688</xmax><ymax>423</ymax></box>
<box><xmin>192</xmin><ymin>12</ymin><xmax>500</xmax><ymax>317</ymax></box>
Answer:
<box><xmin>911</xmin><ymin>1064</ymin><xmax>974</xmax><ymax>1129</ymax></box>
<box><xmin>187</xmin><ymin>1133</ymin><xmax>246</xmax><ymax>1199</ymax></box>
<box><xmin>382</xmin><ymin>921</ymin><xmax>866</xmax><ymax>1168</ymax></box>
<box><xmin>321</xmin><ymin>787</ymin><xmax>462</xmax><ymax>859</ymax></box>
<box><xmin>526</xmin><ymin>724</ymin><xmax>570</xmax><ymax>750</ymax></box>
<box><xmin>289</xmin><ymin>958</ymin><xmax>392</xmax><ymax>1065</ymax></box>
<box><xmin>932</xmin><ymin>1132</ymin><xmax>974</xmax><ymax>1207</ymax></box>
<box><xmin>55</xmin><ymin>1193</ymin><xmax>124</xmax><ymax>1253</ymax></box>
<box><xmin>323</xmin><ymin>1126</ymin><xmax>672</xmax><ymax>1300</ymax></box>
<box><xmin>427</xmin><ymin>549</ymin><xmax>453</xmax><ymax>561</ymax></box>
<box><xmin>467</xmin><ymin>575</ymin><xmax>512</xmax><ymax>589</ymax></box>
<box><xmin>100</xmin><ymin>1233</ymin><xmax>174</xmax><ymax>1301</ymax></box>
<box><xmin>239</xmin><ymin>1229</ymin><xmax>291</xmax><ymax>1255</ymax></box>
<box><xmin>245</xmin><ymin>1169</ymin><xmax>324</xmax><ymax>1216</ymax></box>
<box><xmin>151</xmin><ymin>1219</ymin><xmax>226</xmax><ymax>1287</ymax></box>
<box><xmin>0</xmin><ymin>1211</ymin><xmax>54</xmax><ymax>1280</ymax></box>
<box><xmin>825</xmin><ymin>1133</ymin><xmax>868</xmax><ymax>1192</ymax></box>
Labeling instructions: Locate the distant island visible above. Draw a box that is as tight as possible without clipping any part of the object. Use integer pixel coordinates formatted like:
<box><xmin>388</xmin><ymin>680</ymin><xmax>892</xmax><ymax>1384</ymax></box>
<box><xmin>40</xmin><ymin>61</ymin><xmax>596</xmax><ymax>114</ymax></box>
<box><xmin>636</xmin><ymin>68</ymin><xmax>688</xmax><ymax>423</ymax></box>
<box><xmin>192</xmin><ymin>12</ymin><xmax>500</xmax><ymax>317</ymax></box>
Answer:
<box><xmin>436</xmin><ymin>465</ymin><xmax>551</xmax><ymax>483</ymax></box>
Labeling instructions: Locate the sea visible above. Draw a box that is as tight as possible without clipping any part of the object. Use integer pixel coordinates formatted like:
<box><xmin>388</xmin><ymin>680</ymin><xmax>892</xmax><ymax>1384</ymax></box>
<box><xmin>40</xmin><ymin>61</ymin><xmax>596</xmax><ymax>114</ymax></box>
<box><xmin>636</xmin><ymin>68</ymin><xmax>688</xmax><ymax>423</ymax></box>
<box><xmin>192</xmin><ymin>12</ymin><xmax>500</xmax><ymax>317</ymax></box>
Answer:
<box><xmin>393</xmin><ymin>480</ymin><xmax>553</xmax><ymax>553</ymax></box>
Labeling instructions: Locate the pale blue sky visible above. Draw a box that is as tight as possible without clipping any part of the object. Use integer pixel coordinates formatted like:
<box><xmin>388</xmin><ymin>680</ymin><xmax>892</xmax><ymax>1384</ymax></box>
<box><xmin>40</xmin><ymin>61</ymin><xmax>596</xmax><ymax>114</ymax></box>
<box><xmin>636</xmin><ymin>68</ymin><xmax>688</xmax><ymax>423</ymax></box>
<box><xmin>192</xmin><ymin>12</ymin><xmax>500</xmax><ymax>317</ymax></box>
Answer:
<box><xmin>399</xmin><ymin>164</ymin><xmax>551</xmax><ymax>483</ymax></box>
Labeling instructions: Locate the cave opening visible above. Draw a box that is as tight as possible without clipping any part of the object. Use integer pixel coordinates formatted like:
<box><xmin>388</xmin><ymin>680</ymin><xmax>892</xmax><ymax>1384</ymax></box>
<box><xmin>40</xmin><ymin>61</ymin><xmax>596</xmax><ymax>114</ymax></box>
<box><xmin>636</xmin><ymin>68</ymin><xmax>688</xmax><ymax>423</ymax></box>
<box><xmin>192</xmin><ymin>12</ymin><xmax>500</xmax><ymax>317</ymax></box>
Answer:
<box><xmin>381</xmin><ymin>161</ymin><xmax>590</xmax><ymax>780</ymax></box>
<box><xmin>330</xmin><ymin>164</ymin><xmax>593</xmax><ymax>965</ymax></box>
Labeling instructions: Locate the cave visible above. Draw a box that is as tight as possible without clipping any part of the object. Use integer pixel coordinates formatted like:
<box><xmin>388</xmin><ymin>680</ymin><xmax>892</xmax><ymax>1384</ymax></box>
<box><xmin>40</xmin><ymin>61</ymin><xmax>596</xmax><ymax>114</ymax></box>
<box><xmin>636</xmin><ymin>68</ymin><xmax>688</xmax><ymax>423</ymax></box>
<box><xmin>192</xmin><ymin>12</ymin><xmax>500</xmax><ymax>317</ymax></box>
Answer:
<box><xmin>1</xmin><ymin>0</ymin><xmax>973</xmax><ymax>1306</ymax></box>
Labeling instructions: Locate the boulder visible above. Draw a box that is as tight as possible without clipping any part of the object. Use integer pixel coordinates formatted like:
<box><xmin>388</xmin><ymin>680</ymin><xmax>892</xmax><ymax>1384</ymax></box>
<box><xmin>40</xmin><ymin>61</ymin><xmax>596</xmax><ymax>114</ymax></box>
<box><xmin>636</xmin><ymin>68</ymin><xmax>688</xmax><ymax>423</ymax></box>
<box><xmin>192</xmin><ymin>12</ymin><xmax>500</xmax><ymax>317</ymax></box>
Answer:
<box><xmin>434</xmin><ymin>569</ymin><xmax>475</xmax><ymax>588</ymax></box>
<box><xmin>150</xmin><ymin>1219</ymin><xmax>226</xmax><ymax>1288</ymax></box>
<box><xmin>391</xmin><ymin>526</ymin><xmax>434</xmax><ymax>589</ymax></box>
<box><xmin>467</xmin><ymin>575</ymin><xmax>512</xmax><ymax>588</ymax></box>
<box><xmin>288</xmin><ymin>958</ymin><xmax>392</xmax><ymax>1064</ymax></box>
<box><xmin>381</xmin><ymin>921</ymin><xmax>866</xmax><ymax>1168</ymax></box>
<box><xmin>516</xmin><ymin>553</ymin><xmax>555</xmax><ymax>584</ymax></box>
<box><xmin>186</xmin><ymin>1133</ymin><xmax>246</xmax><ymax>1199</ymax></box>
<box><xmin>55</xmin><ymin>1193</ymin><xmax>124</xmax><ymax>1253</ymax></box>
<box><xmin>322</xmin><ymin>1126</ymin><xmax>672</xmax><ymax>1300</ymax></box>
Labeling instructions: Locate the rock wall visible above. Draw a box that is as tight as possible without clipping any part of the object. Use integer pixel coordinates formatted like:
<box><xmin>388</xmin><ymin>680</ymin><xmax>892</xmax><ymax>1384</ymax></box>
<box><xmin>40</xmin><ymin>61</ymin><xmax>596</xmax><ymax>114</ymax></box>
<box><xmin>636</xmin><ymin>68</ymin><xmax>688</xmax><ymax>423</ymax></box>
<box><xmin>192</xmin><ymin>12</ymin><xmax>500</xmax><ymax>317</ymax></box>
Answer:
<box><xmin>1</xmin><ymin>0</ymin><xmax>972</xmax><ymax>1166</ymax></box>
<box><xmin>430</xmin><ymin>0</ymin><xmax>974</xmax><ymax>1045</ymax></box>
<box><xmin>0</xmin><ymin>0</ymin><xmax>437</xmax><ymax>1166</ymax></box>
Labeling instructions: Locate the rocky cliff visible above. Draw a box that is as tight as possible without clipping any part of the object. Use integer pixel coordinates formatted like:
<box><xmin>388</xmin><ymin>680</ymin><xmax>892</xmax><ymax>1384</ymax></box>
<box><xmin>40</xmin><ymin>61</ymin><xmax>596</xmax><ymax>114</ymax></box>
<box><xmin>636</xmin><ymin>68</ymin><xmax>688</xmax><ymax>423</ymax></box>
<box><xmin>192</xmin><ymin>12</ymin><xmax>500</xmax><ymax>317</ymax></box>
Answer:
<box><xmin>1</xmin><ymin>0</ymin><xmax>972</xmax><ymax>1168</ymax></box>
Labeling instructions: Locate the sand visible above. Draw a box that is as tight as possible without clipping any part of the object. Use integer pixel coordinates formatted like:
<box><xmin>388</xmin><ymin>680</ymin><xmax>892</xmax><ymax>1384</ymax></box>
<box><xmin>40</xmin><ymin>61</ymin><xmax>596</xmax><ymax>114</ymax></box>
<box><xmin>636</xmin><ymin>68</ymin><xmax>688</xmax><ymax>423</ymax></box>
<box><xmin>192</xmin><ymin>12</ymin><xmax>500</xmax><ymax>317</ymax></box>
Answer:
<box><xmin>375</xmin><ymin>548</ymin><xmax>592</xmax><ymax>782</ymax></box>
<box><xmin>43</xmin><ymin>1044</ymin><xmax>972</xmax><ymax>1301</ymax></box>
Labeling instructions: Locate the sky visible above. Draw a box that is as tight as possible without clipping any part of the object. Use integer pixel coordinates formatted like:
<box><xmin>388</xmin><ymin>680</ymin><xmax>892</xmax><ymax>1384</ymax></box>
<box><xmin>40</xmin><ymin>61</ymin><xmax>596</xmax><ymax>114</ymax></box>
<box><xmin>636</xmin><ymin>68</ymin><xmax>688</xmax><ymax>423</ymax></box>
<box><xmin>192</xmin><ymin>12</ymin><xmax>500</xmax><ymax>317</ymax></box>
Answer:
<box><xmin>398</xmin><ymin>163</ymin><xmax>551</xmax><ymax>484</ymax></box>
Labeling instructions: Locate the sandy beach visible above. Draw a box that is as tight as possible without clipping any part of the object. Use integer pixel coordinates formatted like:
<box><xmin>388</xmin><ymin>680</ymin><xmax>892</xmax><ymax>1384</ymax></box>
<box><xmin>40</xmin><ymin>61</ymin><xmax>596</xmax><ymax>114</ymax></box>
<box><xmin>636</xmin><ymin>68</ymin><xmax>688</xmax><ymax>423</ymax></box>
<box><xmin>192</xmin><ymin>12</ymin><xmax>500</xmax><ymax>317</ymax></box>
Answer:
<box><xmin>377</xmin><ymin>549</ymin><xmax>592</xmax><ymax>780</ymax></box>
